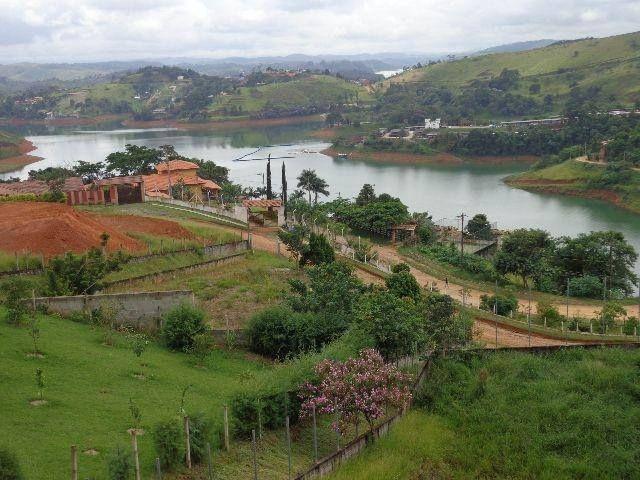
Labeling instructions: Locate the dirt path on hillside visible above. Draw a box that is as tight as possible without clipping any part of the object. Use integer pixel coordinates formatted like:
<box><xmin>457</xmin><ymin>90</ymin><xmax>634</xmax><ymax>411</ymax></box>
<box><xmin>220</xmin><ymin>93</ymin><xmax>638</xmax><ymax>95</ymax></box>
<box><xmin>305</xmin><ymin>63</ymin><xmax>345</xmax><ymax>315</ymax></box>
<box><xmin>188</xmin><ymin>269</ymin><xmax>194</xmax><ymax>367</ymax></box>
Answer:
<box><xmin>374</xmin><ymin>244</ymin><xmax>640</xmax><ymax>320</ymax></box>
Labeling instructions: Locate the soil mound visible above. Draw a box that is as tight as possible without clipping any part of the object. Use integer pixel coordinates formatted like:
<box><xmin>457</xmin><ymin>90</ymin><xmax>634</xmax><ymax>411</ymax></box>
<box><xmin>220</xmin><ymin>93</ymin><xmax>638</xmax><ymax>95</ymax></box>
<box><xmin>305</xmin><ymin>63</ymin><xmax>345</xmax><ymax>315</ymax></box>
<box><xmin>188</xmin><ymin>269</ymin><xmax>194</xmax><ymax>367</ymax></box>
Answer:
<box><xmin>0</xmin><ymin>202</ymin><xmax>141</xmax><ymax>257</ymax></box>
<box><xmin>91</xmin><ymin>214</ymin><xmax>194</xmax><ymax>240</ymax></box>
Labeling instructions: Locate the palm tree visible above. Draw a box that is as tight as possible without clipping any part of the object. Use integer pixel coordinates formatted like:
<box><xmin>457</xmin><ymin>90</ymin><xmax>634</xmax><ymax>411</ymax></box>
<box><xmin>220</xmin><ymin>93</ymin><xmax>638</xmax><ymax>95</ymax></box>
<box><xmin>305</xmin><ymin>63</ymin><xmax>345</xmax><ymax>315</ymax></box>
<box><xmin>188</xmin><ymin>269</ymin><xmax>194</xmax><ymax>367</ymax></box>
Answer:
<box><xmin>297</xmin><ymin>169</ymin><xmax>317</xmax><ymax>204</ymax></box>
<box><xmin>311</xmin><ymin>176</ymin><xmax>329</xmax><ymax>205</ymax></box>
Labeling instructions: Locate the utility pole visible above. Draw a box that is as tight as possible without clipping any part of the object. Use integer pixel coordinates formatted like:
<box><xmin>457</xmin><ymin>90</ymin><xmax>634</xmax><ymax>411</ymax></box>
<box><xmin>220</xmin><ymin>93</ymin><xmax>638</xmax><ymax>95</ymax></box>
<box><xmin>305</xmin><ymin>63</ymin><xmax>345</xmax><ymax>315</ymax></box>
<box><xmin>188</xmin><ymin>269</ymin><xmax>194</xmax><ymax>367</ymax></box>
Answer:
<box><xmin>457</xmin><ymin>212</ymin><xmax>466</xmax><ymax>258</ymax></box>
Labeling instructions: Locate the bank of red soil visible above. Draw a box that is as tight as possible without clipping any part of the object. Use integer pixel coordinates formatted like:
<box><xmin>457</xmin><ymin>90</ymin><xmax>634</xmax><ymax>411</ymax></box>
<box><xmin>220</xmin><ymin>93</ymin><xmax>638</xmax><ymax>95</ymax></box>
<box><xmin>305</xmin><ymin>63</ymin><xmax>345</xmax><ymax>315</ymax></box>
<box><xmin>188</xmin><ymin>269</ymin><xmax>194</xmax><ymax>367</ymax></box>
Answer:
<box><xmin>321</xmin><ymin>146</ymin><xmax>538</xmax><ymax>166</ymax></box>
<box><xmin>0</xmin><ymin>203</ymin><xmax>141</xmax><ymax>257</ymax></box>
<box><xmin>0</xmin><ymin>139</ymin><xmax>43</xmax><ymax>173</ymax></box>
<box><xmin>88</xmin><ymin>214</ymin><xmax>195</xmax><ymax>240</ymax></box>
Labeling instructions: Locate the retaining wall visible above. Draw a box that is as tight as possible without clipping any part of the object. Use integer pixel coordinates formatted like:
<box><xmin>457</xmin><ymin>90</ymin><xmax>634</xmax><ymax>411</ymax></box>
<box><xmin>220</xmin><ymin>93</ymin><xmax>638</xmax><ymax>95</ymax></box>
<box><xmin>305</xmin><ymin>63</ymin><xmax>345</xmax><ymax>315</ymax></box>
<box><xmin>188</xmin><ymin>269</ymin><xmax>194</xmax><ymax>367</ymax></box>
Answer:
<box><xmin>32</xmin><ymin>290</ymin><xmax>194</xmax><ymax>332</ymax></box>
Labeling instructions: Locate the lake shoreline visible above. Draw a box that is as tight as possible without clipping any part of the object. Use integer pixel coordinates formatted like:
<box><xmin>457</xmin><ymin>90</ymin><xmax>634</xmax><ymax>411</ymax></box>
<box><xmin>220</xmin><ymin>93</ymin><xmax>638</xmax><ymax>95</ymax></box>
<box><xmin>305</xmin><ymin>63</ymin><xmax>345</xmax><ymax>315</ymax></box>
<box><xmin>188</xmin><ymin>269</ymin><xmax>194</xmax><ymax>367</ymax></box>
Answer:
<box><xmin>505</xmin><ymin>177</ymin><xmax>640</xmax><ymax>215</ymax></box>
<box><xmin>321</xmin><ymin>146</ymin><xmax>539</xmax><ymax>166</ymax></box>
<box><xmin>0</xmin><ymin>139</ymin><xmax>42</xmax><ymax>174</ymax></box>
<box><xmin>122</xmin><ymin>114</ymin><xmax>324</xmax><ymax>130</ymax></box>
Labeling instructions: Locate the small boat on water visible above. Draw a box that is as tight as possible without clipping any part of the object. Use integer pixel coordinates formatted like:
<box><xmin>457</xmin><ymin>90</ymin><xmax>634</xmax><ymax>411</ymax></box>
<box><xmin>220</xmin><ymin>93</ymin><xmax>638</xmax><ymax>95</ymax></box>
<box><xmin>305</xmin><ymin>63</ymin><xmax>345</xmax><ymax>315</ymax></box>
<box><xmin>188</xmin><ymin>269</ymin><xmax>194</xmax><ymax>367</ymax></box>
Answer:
<box><xmin>336</xmin><ymin>152</ymin><xmax>349</xmax><ymax>158</ymax></box>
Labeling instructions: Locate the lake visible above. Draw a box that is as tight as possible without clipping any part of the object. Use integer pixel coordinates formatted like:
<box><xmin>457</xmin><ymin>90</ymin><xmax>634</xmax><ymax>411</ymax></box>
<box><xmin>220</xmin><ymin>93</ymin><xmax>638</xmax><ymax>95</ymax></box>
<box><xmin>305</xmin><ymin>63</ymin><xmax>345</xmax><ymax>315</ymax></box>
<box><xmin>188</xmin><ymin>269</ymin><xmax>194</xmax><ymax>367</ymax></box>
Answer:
<box><xmin>4</xmin><ymin>120</ymin><xmax>640</xmax><ymax>275</ymax></box>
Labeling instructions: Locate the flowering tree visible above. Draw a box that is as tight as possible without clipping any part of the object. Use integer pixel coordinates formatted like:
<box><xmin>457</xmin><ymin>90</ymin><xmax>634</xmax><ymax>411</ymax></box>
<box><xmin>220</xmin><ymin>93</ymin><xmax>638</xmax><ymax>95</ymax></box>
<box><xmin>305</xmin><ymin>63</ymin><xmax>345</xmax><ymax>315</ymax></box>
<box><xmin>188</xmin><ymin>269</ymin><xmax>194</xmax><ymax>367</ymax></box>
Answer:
<box><xmin>300</xmin><ymin>349</ymin><xmax>412</xmax><ymax>434</ymax></box>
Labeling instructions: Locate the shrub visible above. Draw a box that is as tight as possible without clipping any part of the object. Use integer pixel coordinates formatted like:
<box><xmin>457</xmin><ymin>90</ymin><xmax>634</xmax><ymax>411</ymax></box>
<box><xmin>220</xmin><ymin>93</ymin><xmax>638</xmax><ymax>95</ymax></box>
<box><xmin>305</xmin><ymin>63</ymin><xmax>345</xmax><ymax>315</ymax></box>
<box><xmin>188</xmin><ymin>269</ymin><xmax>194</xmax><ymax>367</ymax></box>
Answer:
<box><xmin>623</xmin><ymin>317</ymin><xmax>639</xmax><ymax>335</ymax></box>
<box><xmin>418</xmin><ymin>244</ymin><xmax>500</xmax><ymax>282</ymax></box>
<box><xmin>385</xmin><ymin>271</ymin><xmax>421</xmax><ymax>302</ymax></box>
<box><xmin>46</xmin><ymin>248</ymin><xmax>124</xmax><ymax>295</ymax></box>
<box><xmin>536</xmin><ymin>301</ymin><xmax>564</xmax><ymax>327</ymax></box>
<box><xmin>1</xmin><ymin>277</ymin><xmax>32</xmax><ymax>326</ymax></box>
<box><xmin>391</xmin><ymin>262</ymin><xmax>411</xmax><ymax>273</ymax></box>
<box><xmin>0</xmin><ymin>448</ymin><xmax>23</xmax><ymax>480</ymax></box>
<box><xmin>161</xmin><ymin>303</ymin><xmax>207</xmax><ymax>352</ymax></box>
<box><xmin>153</xmin><ymin>419</ymin><xmax>183</xmax><ymax>471</ymax></box>
<box><xmin>187</xmin><ymin>412</ymin><xmax>212</xmax><ymax>464</ymax></box>
<box><xmin>247</xmin><ymin>306</ymin><xmax>338</xmax><ymax>359</ymax></box>
<box><xmin>301</xmin><ymin>233</ymin><xmax>335</xmax><ymax>266</ymax></box>
<box><xmin>191</xmin><ymin>333</ymin><xmax>214</xmax><ymax>365</ymax></box>
<box><xmin>106</xmin><ymin>445</ymin><xmax>132</xmax><ymax>480</ymax></box>
<box><xmin>568</xmin><ymin>275</ymin><xmax>603</xmax><ymax>298</ymax></box>
<box><xmin>479</xmin><ymin>294</ymin><xmax>518</xmax><ymax>316</ymax></box>
<box><xmin>231</xmin><ymin>390</ymin><xmax>301</xmax><ymax>438</ymax></box>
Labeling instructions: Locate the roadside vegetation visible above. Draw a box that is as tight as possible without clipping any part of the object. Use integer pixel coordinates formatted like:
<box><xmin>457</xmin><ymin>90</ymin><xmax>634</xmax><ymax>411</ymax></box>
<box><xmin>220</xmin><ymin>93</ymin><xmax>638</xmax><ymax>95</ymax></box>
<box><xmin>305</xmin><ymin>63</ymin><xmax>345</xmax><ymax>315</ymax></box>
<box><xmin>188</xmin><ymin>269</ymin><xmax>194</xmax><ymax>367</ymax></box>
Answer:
<box><xmin>329</xmin><ymin>348</ymin><xmax>640</xmax><ymax>480</ymax></box>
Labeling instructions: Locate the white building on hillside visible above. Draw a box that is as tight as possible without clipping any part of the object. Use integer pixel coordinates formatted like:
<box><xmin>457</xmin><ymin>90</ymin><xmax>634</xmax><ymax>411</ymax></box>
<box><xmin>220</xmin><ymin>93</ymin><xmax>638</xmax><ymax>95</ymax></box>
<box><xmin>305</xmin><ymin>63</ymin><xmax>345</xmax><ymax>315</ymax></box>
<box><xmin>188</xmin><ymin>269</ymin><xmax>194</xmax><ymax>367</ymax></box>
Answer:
<box><xmin>424</xmin><ymin>118</ymin><xmax>441</xmax><ymax>129</ymax></box>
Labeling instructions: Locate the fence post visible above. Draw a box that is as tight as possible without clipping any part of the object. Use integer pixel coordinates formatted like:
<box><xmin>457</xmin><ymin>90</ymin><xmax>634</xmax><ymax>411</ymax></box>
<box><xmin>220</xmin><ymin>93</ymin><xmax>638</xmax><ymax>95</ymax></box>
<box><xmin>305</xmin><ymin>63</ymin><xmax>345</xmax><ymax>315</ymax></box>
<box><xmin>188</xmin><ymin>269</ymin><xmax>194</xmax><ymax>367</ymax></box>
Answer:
<box><xmin>334</xmin><ymin>411</ymin><xmax>340</xmax><ymax>452</ymax></box>
<box><xmin>131</xmin><ymin>431</ymin><xmax>141</xmax><ymax>480</ymax></box>
<box><xmin>184</xmin><ymin>415</ymin><xmax>192</xmax><ymax>468</ymax></box>
<box><xmin>206</xmin><ymin>442</ymin><xmax>213</xmax><ymax>480</ymax></box>
<box><xmin>312</xmin><ymin>404</ymin><xmax>318</xmax><ymax>463</ymax></box>
<box><xmin>155</xmin><ymin>457</ymin><xmax>162</xmax><ymax>479</ymax></box>
<box><xmin>286</xmin><ymin>416</ymin><xmax>292</xmax><ymax>480</ymax></box>
<box><xmin>224</xmin><ymin>405</ymin><xmax>230</xmax><ymax>451</ymax></box>
<box><xmin>252</xmin><ymin>429</ymin><xmax>258</xmax><ymax>480</ymax></box>
<box><xmin>71</xmin><ymin>445</ymin><xmax>78</xmax><ymax>480</ymax></box>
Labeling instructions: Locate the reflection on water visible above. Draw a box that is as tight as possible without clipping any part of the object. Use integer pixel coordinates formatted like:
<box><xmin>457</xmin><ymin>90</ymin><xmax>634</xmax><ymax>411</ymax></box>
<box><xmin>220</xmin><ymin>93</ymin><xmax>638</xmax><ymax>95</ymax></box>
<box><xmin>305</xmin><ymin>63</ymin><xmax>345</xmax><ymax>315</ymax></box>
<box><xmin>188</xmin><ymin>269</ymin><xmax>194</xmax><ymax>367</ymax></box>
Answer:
<box><xmin>4</xmin><ymin>121</ymin><xmax>640</xmax><ymax>274</ymax></box>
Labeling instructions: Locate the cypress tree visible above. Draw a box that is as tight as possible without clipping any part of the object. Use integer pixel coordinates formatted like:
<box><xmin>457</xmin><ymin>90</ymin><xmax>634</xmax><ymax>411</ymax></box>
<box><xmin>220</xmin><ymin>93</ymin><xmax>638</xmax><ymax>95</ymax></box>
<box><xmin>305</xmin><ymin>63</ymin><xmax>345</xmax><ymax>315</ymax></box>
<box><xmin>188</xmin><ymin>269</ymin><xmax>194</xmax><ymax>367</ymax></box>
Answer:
<box><xmin>266</xmin><ymin>154</ymin><xmax>273</xmax><ymax>199</ymax></box>
<box><xmin>281</xmin><ymin>162</ymin><xmax>288</xmax><ymax>219</ymax></box>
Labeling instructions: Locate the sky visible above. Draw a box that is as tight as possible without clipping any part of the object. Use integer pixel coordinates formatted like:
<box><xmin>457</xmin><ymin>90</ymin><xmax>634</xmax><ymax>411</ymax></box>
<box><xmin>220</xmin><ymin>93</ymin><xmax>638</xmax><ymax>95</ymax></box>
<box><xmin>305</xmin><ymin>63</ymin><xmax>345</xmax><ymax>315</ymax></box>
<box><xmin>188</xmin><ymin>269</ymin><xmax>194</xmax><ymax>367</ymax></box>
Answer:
<box><xmin>0</xmin><ymin>0</ymin><xmax>638</xmax><ymax>63</ymax></box>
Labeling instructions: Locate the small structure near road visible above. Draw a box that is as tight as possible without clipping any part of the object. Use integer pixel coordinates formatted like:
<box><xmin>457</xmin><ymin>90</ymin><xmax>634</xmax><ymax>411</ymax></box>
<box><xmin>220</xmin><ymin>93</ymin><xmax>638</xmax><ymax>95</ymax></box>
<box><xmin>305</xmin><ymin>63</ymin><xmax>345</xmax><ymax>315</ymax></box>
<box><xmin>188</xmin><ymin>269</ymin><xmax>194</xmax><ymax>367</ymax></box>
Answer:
<box><xmin>66</xmin><ymin>175</ymin><xmax>145</xmax><ymax>206</ymax></box>
<box><xmin>390</xmin><ymin>222</ymin><xmax>418</xmax><ymax>244</ymax></box>
<box><xmin>242</xmin><ymin>199</ymin><xmax>285</xmax><ymax>227</ymax></box>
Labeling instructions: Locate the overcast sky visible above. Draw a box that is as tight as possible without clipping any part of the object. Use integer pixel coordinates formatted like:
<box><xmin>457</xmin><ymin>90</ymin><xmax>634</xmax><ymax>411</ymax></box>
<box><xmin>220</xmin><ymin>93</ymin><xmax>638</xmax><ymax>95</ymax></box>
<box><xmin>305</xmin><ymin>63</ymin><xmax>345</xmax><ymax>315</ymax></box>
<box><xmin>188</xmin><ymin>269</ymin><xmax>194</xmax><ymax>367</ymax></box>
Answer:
<box><xmin>0</xmin><ymin>0</ymin><xmax>638</xmax><ymax>63</ymax></box>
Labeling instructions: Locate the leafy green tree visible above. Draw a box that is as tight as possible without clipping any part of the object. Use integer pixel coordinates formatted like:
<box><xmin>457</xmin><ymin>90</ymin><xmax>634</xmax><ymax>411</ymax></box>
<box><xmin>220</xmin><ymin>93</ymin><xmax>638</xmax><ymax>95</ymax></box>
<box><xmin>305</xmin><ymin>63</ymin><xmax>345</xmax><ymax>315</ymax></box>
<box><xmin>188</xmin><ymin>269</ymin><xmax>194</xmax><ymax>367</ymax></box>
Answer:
<box><xmin>220</xmin><ymin>182</ymin><xmax>243</xmax><ymax>202</ymax></box>
<box><xmin>386</xmin><ymin>271</ymin><xmax>422</xmax><ymax>302</ymax></box>
<box><xmin>194</xmin><ymin>159</ymin><xmax>229</xmax><ymax>185</ymax></box>
<box><xmin>277</xmin><ymin>225</ymin><xmax>309</xmax><ymax>265</ymax></box>
<box><xmin>479</xmin><ymin>293</ymin><xmax>518</xmax><ymax>316</ymax></box>
<box><xmin>1</xmin><ymin>277</ymin><xmax>32</xmax><ymax>326</ymax></box>
<box><xmin>422</xmin><ymin>292</ymin><xmax>472</xmax><ymax>355</ymax></box>
<box><xmin>354</xmin><ymin>291</ymin><xmax>423</xmax><ymax>359</ymax></box>
<box><xmin>494</xmin><ymin>229</ymin><xmax>553</xmax><ymax>288</ymax></box>
<box><xmin>73</xmin><ymin>161</ymin><xmax>105</xmax><ymax>182</ymax></box>
<box><xmin>106</xmin><ymin>445</ymin><xmax>132</xmax><ymax>480</ymax></box>
<box><xmin>297</xmin><ymin>169</ymin><xmax>328</xmax><ymax>205</ymax></box>
<box><xmin>356</xmin><ymin>184</ymin><xmax>376</xmax><ymax>205</ymax></box>
<box><xmin>466</xmin><ymin>214</ymin><xmax>494</xmax><ymax>240</ymax></box>
<box><xmin>105</xmin><ymin>144</ymin><xmax>161</xmax><ymax>175</ymax></box>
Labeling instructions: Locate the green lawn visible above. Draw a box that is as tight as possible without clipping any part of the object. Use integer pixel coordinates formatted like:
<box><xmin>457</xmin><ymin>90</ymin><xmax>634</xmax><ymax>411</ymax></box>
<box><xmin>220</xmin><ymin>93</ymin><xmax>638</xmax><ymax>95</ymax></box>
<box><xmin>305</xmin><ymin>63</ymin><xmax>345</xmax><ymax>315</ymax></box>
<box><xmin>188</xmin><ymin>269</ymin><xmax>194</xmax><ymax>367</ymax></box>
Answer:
<box><xmin>329</xmin><ymin>347</ymin><xmax>640</xmax><ymax>479</ymax></box>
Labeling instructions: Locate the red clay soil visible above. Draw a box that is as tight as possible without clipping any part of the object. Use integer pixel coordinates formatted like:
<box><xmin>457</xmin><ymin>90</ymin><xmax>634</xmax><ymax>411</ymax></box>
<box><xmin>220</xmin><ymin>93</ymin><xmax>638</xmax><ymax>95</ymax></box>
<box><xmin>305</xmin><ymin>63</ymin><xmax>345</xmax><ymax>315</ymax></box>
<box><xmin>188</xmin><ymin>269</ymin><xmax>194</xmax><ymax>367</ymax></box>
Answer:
<box><xmin>90</xmin><ymin>214</ymin><xmax>195</xmax><ymax>240</ymax></box>
<box><xmin>0</xmin><ymin>202</ymin><xmax>142</xmax><ymax>257</ymax></box>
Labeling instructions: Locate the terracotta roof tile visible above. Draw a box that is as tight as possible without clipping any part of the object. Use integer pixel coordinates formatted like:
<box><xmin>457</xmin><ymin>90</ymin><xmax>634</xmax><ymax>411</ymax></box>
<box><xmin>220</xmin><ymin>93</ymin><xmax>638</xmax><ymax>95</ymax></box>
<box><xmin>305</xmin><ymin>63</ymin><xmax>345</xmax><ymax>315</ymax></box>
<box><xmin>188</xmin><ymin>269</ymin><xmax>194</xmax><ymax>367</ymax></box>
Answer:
<box><xmin>242</xmin><ymin>199</ymin><xmax>282</xmax><ymax>208</ymax></box>
<box><xmin>156</xmin><ymin>160</ymin><xmax>199</xmax><ymax>172</ymax></box>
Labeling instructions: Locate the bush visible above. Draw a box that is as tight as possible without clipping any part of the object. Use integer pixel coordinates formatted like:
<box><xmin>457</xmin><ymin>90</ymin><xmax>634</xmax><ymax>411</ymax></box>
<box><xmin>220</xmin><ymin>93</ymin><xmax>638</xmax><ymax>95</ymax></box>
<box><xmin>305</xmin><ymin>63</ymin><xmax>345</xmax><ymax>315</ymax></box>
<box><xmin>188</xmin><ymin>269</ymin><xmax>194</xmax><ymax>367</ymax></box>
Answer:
<box><xmin>623</xmin><ymin>317</ymin><xmax>639</xmax><ymax>335</ymax></box>
<box><xmin>106</xmin><ymin>445</ymin><xmax>132</xmax><ymax>480</ymax></box>
<box><xmin>536</xmin><ymin>301</ymin><xmax>564</xmax><ymax>326</ymax></box>
<box><xmin>385</xmin><ymin>271</ymin><xmax>421</xmax><ymax>302</ymax></box>
<box><xmin>568</xmin><ymin>275</ymin><xmax>603</xmax><ymax>298</ymax></box>
<box><xmin>301</xmin><ymin>233</ymin><xmax>335</xmax><ymax>266</ymax></box>
<box><xmin>391</xmin><ymin>262</ymin><xmax>411</xmax><ymax>273</ymax></box>
<box><xmin>1</xmin><ymin>277</ymin><xmax>32</xmax><ymax>326</ymax></box>
<box><xmin>418</xmin><ymin>244</ymin><xmax>500</xmax><ymax>282</ymax></box>
<box><xmin>479</xmin><ymin>293</ymin><xmax>518</xmax><ymax>316</ymax></box>
<box><xmin>161</xmin><ymin>303</ymin><xmax>207</xmax><ymax>352</ymax></box>
<box><xmin>231</xmin><ymin>390</ymin><xmax>301</xmax><ymax>439</ymax></box>
<box><xmin>153</xmin><ymin>419</ymin><xmax>183</xmax><ymax>471</ymax></box>
<box><xmin>0</xmin><ymin>448</ymin><xmax>23</xmax><ymax>480</ymax></box>
<box><xmin>187</xmin><ymin>412</ymin><xmax>212</xmax><ymax>464</ymax></box>
<box><xmin>247</xmin><ymin>306</ymin><xmax>339</xmax><ymax>359</ymax></box>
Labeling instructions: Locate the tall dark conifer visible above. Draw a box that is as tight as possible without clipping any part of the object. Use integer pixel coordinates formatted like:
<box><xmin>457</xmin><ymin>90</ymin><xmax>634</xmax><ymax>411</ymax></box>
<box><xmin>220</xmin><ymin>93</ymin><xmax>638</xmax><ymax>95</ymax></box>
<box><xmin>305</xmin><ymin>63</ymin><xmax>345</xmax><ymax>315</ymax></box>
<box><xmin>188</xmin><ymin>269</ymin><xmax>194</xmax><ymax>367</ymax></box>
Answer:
<box><xmin>281</xmin><ymin>162</ymin><xmax>288</xmax><ymax>219</ymax></box>
<box><xmin>266</xmin><ymin>154</ymin><xmax>273</xmax><ymax>199</ymax></box>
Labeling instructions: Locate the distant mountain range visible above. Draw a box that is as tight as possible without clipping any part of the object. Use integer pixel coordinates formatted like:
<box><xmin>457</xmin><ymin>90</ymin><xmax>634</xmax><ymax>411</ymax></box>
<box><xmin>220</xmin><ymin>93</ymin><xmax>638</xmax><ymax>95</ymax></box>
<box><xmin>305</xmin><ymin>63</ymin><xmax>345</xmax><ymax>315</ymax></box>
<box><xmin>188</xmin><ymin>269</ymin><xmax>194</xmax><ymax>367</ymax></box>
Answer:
<box><xmin>0</xmin><ymin>39</ymin><xmax>570</xmax><ymax>89</ymax></box>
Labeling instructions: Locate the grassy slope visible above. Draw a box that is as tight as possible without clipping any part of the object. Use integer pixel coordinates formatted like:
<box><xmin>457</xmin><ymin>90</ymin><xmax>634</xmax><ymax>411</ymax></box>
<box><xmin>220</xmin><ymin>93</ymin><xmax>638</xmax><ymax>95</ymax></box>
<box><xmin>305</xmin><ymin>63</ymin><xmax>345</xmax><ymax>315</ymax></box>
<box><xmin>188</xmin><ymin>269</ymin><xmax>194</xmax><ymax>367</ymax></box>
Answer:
<box><xmin>213</xmin><ymin>75</ymin><xmax>372</xmax><ymax>116</ymax></box>
<box><xmin>329</xmin><ymin>348</ymin><xmax>640</xmax><ymax>479</ymax></box>
<box><xmin>387</xmin><ymin>31</ymin><xmax>640</xmax><ymax>109</ymax></box>
<box><xmin>0</xmin><ymin>130</ymin><xmax>25</xmax><ymax>159</ymax></box>
<box><xmin>106</xmin><ymin>251</ymin><xmax>301</xmax><ymax>328</ymax></box>
<box><xmin>0</xmin><ymin>313</ymin><xmax>268</xmax><ymax>478</ymax></box>
<box><xmin>506</xmin><ymin>159</ymin><xmax>640</xmax><ymax>213</ymax></box>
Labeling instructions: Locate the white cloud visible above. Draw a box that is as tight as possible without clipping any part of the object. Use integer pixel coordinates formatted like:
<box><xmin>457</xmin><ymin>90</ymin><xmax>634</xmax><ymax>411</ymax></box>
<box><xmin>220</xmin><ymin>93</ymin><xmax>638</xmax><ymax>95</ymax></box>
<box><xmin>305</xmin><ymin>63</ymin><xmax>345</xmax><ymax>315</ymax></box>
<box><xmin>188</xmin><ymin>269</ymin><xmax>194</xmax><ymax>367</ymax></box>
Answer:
<box><xmin>0</xmin><ymin>0</ymin><xmax>636</xmax><ymax>62</ymax></box>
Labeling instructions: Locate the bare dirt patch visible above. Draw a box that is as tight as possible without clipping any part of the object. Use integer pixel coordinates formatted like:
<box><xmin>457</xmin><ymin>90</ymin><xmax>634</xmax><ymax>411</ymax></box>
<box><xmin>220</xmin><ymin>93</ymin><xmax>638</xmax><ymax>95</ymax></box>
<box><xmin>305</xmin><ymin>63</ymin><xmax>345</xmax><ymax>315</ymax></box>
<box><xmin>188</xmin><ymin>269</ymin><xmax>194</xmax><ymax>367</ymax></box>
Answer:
<box><xmin>0</xmin><ymin>202</ymin><xmax>141</xmax><ymax>257</ymax></box>
<box><xmin>29</xmin><ymin>399</ymin><xmax>47</xmax><ymax>406</ymax></box>
<box><xmin>83</xmin><ymin>448</ymin><xmax>99</xmax><ymax>456</ymax></box>
<box><xmin>89</xmin><ymin>214</ymin><xmax>195</xmax><ymax>240</ymax></box>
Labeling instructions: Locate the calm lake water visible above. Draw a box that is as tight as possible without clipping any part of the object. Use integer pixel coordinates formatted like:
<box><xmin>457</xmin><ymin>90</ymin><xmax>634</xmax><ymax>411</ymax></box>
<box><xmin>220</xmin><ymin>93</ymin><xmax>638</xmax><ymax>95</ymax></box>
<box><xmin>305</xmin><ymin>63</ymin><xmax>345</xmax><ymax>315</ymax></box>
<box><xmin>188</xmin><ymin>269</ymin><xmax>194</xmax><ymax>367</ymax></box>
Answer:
<box><xmin>4</xmin><ymin>121</ymin><xmax>640</xmax><ymax>274</ymax></box>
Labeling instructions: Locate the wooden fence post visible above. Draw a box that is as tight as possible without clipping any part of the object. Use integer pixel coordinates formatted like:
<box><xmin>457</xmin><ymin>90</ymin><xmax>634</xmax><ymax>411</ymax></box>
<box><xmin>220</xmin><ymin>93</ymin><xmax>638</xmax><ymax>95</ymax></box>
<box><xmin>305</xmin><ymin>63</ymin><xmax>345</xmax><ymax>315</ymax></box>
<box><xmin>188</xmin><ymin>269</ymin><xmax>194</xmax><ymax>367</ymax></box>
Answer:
<box><xmin>286</xmin><ymin>416</ymin><xmax>292</xmax><ymax>480</ymax></box>
<box><xmin>206</xmin><ymin>442</ymin><xmax>213</xmax><ymax>480</ymax></box>
<box><xmin>155</xmin><ymin>457</ymin><xmax>162</xmax><ymax>479</ymax></box>
<box><xmin>252</xmin><ymin>429</ymin><xmax>258</xmax><ymax>480</ymax></box>
<box><xmin>131</xmin><ymin>430</ymin><xmax>141</xmax><ymax>480</ymax></box>
<box><xmin>184</xmin><ymin>415</ymin><xmax>192</xmax><ymax>468</ymax></box>
<box><xmin>224</xmin><ymin>405</ymin><xmax>230</xmax><ymax>451</ymax></box>
<box><xmin>312</xmin><ymin>404</ymin><xmax>318</xmax><ymax>463</ymax></box>
<box><xmin>70</xmin><ymin>445</ymin><xmax>78</xmax><ymax>480</ymax></box>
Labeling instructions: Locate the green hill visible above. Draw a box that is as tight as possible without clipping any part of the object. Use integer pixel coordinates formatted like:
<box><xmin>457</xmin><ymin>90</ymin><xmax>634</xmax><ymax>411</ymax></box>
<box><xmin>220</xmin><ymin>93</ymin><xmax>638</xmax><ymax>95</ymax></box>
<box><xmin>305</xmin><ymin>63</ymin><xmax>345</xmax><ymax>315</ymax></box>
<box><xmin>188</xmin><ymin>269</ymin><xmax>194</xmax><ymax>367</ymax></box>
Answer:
<box><xmin>377</xmin><ymin>31</ymin><xmax>640</xmax><ymax>124</ymax></box>
<box><xmin>211</xmin><ymin>74</ymin><xmax>372</xmax><ymax>119</ymax></box>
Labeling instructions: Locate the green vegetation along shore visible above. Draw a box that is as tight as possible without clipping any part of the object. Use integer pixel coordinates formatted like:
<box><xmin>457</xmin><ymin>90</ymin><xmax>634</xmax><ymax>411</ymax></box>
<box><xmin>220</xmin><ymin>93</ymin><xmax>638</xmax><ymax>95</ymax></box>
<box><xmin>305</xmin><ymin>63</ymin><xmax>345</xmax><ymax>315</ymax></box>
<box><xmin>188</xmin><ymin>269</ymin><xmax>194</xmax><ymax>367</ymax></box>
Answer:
<box><xmin>506</xmin><ymin>159</ymin><xmax>640</xmax><ymax>214</ymax></box>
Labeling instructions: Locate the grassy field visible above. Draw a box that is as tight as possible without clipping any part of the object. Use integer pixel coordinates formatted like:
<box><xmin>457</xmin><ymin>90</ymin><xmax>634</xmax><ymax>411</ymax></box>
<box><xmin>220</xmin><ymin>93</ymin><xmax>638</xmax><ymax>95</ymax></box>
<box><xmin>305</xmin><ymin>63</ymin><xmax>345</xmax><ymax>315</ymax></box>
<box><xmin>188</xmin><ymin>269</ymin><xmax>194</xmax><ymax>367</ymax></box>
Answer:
<box><xmin>106</xmin><ymin>251</ymin><xmax>301</xmax><ymax>328</ymax></box>
<box><xmin>506</xmin><ymin>159</ymin><xmax>640</xmax><ymax>214</ymax></box>
<box><xmin>213</xmin><ymin>75</ymin><xmax>372</xmax><ymax>117</ymax></box>
<box><xmin>330</xmin><ymin>347</ymin><xmax>640</xmax><ymax>479</ymax></box>
<box><xmin>387</xmin><ymin>31</ymin><xmax>640</xmax><ymax>108</ymax></box>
